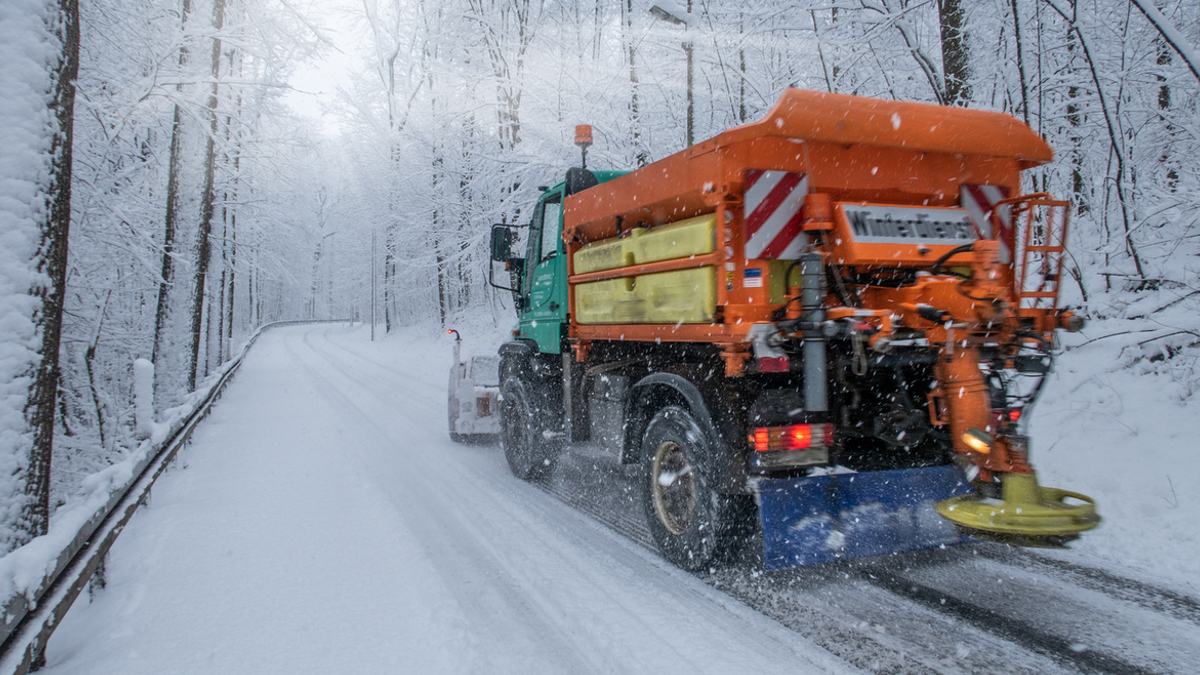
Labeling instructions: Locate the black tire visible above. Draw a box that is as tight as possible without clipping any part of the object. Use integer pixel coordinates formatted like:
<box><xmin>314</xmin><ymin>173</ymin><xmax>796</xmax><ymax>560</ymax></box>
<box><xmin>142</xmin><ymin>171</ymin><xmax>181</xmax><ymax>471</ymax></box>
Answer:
<box><xmin>641</xmin><ymin>406</ymin><xmax>753</xmax><ymax>571</ymax></box>
<box><xmin>499</xmin><ymin>376</ymin><xmax>558</xmax><ymax>481</ymax></box>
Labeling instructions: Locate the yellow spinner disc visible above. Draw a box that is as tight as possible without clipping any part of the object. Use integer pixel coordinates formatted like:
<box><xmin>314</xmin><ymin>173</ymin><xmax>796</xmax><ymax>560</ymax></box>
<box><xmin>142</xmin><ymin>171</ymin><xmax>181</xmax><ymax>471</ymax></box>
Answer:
<box><xmin>936</xmin><ymin>473</ymin><xmax>1100</xmax><ymax>546</ymax></box>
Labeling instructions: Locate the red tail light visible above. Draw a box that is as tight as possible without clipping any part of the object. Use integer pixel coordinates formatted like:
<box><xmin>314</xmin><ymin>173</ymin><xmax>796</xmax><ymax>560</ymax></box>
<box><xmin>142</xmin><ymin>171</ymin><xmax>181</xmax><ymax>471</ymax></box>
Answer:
<box><xmin>991</xmin><ymin>408</ymin><xmax>1022</xmax><ymax>428</ymax></box>
<box><xmin>782</xmin><ymin>425</ymin><xmax>811</xmax><ymax>449</ymax></box>
<box><xmin>748</xmin><ymin>423</ymin><xmax>832</xmax><ymax>452</ymax></box>
<box><xmin>757</xmin><ymin>356</ymin><xmax>789</xmax><ymax>373</ymax></box>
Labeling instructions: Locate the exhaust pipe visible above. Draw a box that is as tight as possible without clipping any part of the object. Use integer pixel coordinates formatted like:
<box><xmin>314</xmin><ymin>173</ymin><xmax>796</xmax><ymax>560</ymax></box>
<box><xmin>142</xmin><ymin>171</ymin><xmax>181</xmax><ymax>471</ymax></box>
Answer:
<box><xmin>800</xmin><ymin>253</ymin><xmax>827</xmax><ymax>413</ymax></box>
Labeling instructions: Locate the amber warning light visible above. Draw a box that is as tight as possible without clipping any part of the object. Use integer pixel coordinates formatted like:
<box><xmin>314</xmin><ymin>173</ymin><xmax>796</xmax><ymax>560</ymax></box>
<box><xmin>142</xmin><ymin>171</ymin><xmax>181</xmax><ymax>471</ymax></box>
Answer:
<box><xmin>574</xmin><ymin>124</ymin><xmax>593</xmax><ymax>147</ymax></box>
<box><xmin>575</xmin><ymin>124</ymin><xmax>593</xmax><ymax>169</ymax></box>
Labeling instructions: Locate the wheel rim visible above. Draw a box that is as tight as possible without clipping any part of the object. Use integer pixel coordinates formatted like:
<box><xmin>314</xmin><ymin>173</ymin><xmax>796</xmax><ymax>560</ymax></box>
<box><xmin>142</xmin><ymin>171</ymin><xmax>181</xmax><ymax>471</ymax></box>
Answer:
<box><xmin>650</xmin><ymin>440</ymin><xmax>697</xmax><ymax>536</ymax></box>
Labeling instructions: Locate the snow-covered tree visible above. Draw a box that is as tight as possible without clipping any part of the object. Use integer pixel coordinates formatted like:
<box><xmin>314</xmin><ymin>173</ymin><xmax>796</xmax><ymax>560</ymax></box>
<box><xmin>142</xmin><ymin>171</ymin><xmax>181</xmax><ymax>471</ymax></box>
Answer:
<box><xmin>0</xmin><ymin>0</ymin><xmax>79</xmax><ymax>550</ymax></box>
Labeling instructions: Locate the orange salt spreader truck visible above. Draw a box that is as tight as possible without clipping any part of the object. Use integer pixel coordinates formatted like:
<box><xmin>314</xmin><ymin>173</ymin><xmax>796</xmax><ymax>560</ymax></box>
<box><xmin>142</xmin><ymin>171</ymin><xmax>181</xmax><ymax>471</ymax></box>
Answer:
<box><xmin>481</xmin><ymin>89</ymin><xmax>1099</xmax><ymax>571</ymax></box>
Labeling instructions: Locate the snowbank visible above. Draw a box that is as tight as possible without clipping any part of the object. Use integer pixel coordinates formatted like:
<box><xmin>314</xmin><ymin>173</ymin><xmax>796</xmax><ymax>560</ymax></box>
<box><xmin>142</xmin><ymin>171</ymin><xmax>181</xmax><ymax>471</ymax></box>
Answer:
<box><xmin>1033</xmin><ymin>310</ymin><xmax>1200</xmax><ymax>592</ymax></box>
<box><xmin>0</xmin><ymin>340</ymin><xmax>248</xmax><ymax>614</ymax></box>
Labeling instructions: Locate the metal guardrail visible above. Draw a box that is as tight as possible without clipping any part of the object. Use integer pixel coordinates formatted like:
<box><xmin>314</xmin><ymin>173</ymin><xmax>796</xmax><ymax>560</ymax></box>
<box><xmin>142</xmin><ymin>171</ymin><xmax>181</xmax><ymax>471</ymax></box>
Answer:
<box><xmin>0</xmin><ymin>319</ymin><xmax>351</xmax><ymax>673</ymax></box>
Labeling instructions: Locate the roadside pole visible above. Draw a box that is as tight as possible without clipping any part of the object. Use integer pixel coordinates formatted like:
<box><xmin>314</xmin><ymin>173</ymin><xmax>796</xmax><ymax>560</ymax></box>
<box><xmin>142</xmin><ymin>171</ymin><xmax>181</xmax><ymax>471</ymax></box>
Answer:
<box><xmin>371</xmin><ymin>229</ymin><xmax>376</xmax><ymax>341</ymax></box>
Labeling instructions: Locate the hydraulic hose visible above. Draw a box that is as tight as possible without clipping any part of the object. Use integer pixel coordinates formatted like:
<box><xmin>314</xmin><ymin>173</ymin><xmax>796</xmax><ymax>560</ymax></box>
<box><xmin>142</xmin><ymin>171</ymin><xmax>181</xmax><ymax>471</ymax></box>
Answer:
<box><xmin>929</xmin><ymin>243</ymin><xmax>975</xmax><ymax>276</ymax></box>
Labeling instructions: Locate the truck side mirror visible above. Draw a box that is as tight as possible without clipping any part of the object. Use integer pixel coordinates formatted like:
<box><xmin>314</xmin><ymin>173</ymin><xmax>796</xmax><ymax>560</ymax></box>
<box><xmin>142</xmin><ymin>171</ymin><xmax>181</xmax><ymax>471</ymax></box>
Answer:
<box><xmin>490</xmin><ymin>225</ymin><xmax>513</xmax><ymax>262</ymax></box>
<box><xmin>488</xmin><ymin>225</ymin><xmax>524</xmax><ymax>298</ymax></box>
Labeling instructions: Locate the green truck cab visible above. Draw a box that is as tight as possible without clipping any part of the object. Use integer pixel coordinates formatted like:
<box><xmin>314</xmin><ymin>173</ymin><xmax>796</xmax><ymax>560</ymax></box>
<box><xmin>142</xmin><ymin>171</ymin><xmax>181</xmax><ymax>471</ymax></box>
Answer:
<box><xmin>490</xmin><ymin>169</ymin><xmax>628</xmax><ymax>354</ymax></box>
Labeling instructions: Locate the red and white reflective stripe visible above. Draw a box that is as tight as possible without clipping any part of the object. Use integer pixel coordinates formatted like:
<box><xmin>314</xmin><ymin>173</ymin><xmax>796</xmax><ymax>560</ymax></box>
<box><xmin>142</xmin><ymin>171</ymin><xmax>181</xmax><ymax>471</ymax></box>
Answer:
<box><xmin>744</xmin><ymin>169</ymin><xmax>809</xmax><ymax>259</ymax></box>
<box><xmin>961</xmin><ymin>184</ymin><xmax>1013</xmax><ymax>263</ymax></box>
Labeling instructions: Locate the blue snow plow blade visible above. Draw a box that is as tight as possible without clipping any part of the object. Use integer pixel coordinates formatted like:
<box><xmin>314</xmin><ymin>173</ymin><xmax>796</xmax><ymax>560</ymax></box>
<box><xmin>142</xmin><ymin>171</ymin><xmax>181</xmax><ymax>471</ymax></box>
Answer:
<box><xmin>758</xmin><ymin>465</ymin><xmax>975</xmax><ymax>570</ymax></box>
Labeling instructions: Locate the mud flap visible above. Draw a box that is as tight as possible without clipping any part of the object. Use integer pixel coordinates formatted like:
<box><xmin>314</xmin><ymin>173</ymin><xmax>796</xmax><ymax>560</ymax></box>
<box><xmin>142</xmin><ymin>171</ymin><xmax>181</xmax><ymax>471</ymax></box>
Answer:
<box><xmin>758</xmin><ymin>465</ymin><xmax>975</xmax><ymax>570</ymax></box>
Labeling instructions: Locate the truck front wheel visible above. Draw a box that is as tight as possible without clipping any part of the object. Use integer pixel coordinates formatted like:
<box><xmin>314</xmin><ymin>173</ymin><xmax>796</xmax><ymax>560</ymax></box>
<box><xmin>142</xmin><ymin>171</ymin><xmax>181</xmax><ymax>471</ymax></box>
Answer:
<box><xmin>499</xmin><ymin>377</ymin><xmax>557</xmax><ymax>482</ymax></box>
<box><xmin>641</xmin><ymin>406</ymin><xmax>750</xmax><ymax>570</ymax></box>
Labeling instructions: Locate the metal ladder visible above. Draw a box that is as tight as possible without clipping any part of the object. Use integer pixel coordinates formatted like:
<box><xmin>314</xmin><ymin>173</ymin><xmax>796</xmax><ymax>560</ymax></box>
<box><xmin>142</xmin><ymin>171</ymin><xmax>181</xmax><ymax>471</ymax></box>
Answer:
<box><xmin>993</xmin><ymin>193</ymin><xmax>1072</xmax><ymax>316</ymax></box>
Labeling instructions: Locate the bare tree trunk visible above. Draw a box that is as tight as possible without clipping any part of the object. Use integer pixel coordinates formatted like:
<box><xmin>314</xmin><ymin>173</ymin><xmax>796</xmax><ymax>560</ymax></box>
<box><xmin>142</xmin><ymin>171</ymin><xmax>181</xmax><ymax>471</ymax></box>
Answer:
<box><xmin>226</xmin><ymin>214</ymin><xmax>236</xmax><ymax>358</ymax></box>
<box><xmin>938</xmin><ymin>0</ymin><xmax>970</xmax><ymax>106</ymax></box>
<box><xmin>151</xmin><ymin>0</ymin><xmax>193</xmax><ymax>403</ymax></box>
<box><xmin>738</xmin><ymin>12</ymin><xmax>746</xmax><ymax>122</ymax></box>
<box><xmin>436</xmin><ymin>243</ymin><xmax>448</xmax><ymax>326</ymax></box>
<box><xmin>204</xmin><ymin>229</ymin><xmax>221</xmax><ymax>374</ymax></box>
<box><xmin>1009</xmin><ymin>0</ymin><xmax>1030</xmax><ymax>125</ymax></box>
<box><xmin>84</xmin><ymin>291</ymin><xmax>112</xmax><ymax>451</ymax></box>
<box><xmin>457</xmin><ymin>133</ymin><xmax>473</xmax><ymax>314</ymax></box>
<box><xmin>252</xmin><ymin>265</ymin><xmax>260</xmax><ymax>328</ymax></box>
<box><xmin>201</xmin><ymin>280</ymin><xmax>212</xmax><ymax>375</ymax></box>
<box><xmin>432</xmin><ymin>151</ymin><xmax>449</xmax><ymax>325</ymax></box>
<box><xmin>1155</xmin><ymin>36</ymin><xmax>1179</xmax><ymax>192</ymax></box>
<box><xmin>225</xmin><ymin>50</ymin><xmax>241</xmax><ymax>357</ymax></box>
<box><xmin>384</xmin><ymin>226</ymin><xmax>395</xmax><ymax>332</ymax></box>
<box><xmin>215</xmin><ymin>252</ymin><xmax>226</xmax><ymax>366</ymax></box>
<box><xmin>1066</xmin><ymin>32</ymin><xmax>1087</xmax><ymax>214</ymax></box>
<box><xmin>624</xmin><ymin>0</ymin><xmax>647</xmax><ymax>166</ymax></box>
<box><xmin>187</xmin><ymin>0</ymin><xmax>226</xmax><ymax>391</ymax></box>
<box><xmin>19</xmin><ymin>0</ymin><xmax>80</xmax><ymax>545</ymax></box>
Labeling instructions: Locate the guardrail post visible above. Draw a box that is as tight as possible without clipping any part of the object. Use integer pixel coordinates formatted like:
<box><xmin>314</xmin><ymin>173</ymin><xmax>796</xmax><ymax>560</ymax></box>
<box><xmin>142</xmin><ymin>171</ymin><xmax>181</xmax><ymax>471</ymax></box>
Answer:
<box><xmin>88</xmin><ymin>554</ymin><xmax>107</xmax><ymax>599</ymax></box>
<box><xmin>134</xmin><ymin>359</ymin><xmax>155</xmax><ymax>441</ymax></box>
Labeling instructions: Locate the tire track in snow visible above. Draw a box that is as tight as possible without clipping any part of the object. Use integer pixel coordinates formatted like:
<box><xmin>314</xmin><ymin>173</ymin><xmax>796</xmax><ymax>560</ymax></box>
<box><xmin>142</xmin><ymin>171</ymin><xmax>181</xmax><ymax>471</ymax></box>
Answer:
<box><xmin>286</xmin><ymin>326</ymin><xmax>1198</xmax><ymax>674</ymax></box>
<box><xmin>858</xmin><ymin>545</ymin><xmax>1200</xmax><ymax>674</ymax></box>
<box><xmin>305</xmin><ymin>324</ymin><xmax>442</xmax><ymax>394</ymax></box>
<box><xmin>514</xmin><ymin>428</ymin><xmax>1172</xmax><ymax>673</ymax></box>
<box><xmin>278</xmin><ymin>326</ymin><xmax>845</xmax><ymax>674</ymax></box>
<box><xmin>711</xmin><ymin>567</ymin><xmax>1040</xmax><ymax>675</ymax></box>
<box><xmin>552</xmin><ymin>441</ymin><xmax>1200</xmax><ymax>672</ymax></box>
<box><xmin>858</xmin><ymin>564</ymin><xmax>1163</xmax><ymax>675</ymax></box>
<box><xmin>532</xmin><ymin>445</ymin><xmax>1061</xmax><ymax>673</ymax></box>
<box><xmin>293</xmin><ymin>328</ymin><xmax>847</xmax><ymax>673</ymax></box>
<box><xmin>978</xmin><ymin>547</ymin><xmax>1200</xmax><ymax>626</ymax></box>
<box><xmin>281</xmin><ymin>329</ymin><xmax>615</xmax><ymax>674</ymax></box>
<box><xmin>300</xmin><ymin>326</ymin><xmax>440</xmax><ymax>402</ymax></box>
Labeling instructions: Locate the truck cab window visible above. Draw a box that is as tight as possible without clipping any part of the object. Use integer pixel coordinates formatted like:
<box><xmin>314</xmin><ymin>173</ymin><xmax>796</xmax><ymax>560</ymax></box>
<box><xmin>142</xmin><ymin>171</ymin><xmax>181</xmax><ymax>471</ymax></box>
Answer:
<box><xmin>540</xmin><ymin>197</ymin><xmax>562</xmax><ymax>262</ymax></box>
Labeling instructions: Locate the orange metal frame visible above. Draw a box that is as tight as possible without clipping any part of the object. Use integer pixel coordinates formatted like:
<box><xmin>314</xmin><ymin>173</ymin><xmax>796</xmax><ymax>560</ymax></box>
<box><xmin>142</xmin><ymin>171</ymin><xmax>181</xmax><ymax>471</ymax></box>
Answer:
<box><xmin>561</xmin><ymin>89</ymin><xmax>1081</xmax><ymax>483</ymax></box>
<box><xmin>1010</xmin><ymin>194</ymin><xmax>1071</xmax><ymax>320</ymax></box>
<box><xmin>563</xmin><ymin>89</ymin><xmax>1057</xmax><ymax>379</ymax></box>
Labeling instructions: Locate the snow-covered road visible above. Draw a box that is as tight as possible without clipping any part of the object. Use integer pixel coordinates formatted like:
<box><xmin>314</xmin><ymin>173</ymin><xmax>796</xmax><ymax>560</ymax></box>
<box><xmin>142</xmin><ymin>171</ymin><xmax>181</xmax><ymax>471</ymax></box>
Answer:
<box><xmin>38</xmin><ymin>323</ymin><xmax>1200</xmax><ymax>674</ymax></box>
<box><xmin>39</xmin><ymin>324</ymin><xmax>849</xmax><ymax>674</ymax></box>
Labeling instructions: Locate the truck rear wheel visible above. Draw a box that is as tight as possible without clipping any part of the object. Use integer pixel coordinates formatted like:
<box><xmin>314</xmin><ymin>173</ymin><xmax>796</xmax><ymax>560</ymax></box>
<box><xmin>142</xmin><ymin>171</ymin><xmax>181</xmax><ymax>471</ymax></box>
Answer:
<box><xmin>499</xmin><ymin>377</ymin><xmax>557</xmax><ymax>481</ymax></box>
<box><xmin>641</xmin><ymin>406</ymin><xmax>751</xmax><ymax>571</ymax></box>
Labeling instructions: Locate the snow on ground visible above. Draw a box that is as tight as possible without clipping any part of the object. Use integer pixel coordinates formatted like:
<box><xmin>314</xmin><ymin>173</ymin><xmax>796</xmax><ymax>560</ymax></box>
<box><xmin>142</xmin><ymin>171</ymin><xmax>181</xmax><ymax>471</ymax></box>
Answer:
<box><xmin>1032</xmin><ymin>316</ymin><xmax>1200</xmax><ymax>592</ymax></box>
<box><xmin>34</xmin><ymin>316</ymin><xmax>1200</xmax><ymax>673</ymax></box>
<box><xmin>39</xmin><ymin>323</ymin><xmax>852</xmax><ymax>675</ymax></box>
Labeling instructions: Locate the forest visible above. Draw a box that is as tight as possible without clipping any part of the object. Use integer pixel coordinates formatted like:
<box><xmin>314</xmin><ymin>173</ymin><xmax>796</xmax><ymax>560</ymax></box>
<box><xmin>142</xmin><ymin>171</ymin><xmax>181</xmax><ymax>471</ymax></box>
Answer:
<box><xmin>0</xmin><ymin>0</ymin><xmax>1195</xmax><ymax>553</ymax></box>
